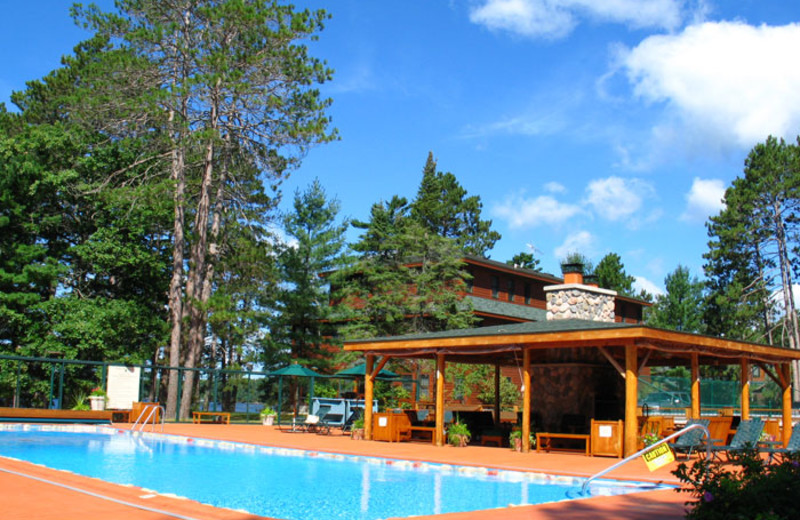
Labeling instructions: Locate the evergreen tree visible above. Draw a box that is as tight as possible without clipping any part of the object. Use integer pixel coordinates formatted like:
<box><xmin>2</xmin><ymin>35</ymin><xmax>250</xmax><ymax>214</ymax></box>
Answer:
<box><xmin>594</xmin><ymin>253</ymin><xmax>636</xmax><ymax>296</ymax></box>
<box><xmin>336</xmin><ymin>198</ymin><xmax>474</xmax><ymax>339</ymax></box>
<box><xmin>271</xmin><ymin>180</ymin><xmax>349</xmax><ymax>370</ymax></box>
<box><xmin>507</xmin><ymin>252</ymin><xmax>541</xmax><ymax>271</ymax></box>
<box><xmin>410</xmin><ymin>152</ymin><xmax>501</xmax><ymax>257</ymax></box>
<box><xmin>75</xmin><ymin>0</ymin><xmax>337</xmax><ymax>417</ymax></box>
<box><xmin>647</xmin><ymin>266</ymin><xmax>705</xmax><ymax>333</ymax></box>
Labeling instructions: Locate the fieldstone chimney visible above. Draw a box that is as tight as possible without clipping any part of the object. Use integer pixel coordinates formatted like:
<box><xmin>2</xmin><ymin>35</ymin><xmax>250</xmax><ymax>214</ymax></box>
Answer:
<box><xmin>545</xmin><ymin>282</ymin><xmax>616</xmax><ymax>322</ymax></box>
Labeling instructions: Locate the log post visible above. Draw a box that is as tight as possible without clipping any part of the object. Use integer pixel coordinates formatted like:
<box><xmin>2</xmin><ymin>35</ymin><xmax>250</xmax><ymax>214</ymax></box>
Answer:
<box><xmin>624</xmin><ymin>343</ymin><xmax>638</xmax><ymax>457</ymax></box>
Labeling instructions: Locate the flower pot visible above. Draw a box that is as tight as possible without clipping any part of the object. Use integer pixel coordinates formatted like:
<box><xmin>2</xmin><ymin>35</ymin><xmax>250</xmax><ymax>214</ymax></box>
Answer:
<box><xmin>351</xmin><ymin>428</ymin><xmax>364</xmax><ymax>440</ymax></box>
<box><xmin>262</xmin><ymin>415</ymin><xmax>275</xmax><ymax>426</ymax></box>
<box><xmin>513</xmin><ymin>437</ymin><xmax>522</xmax><ymax>452</ymax></box>
<box><xmin>89</xmin><ymin>396</ymin><xmax>106</xmax><ymax>411</ymax></box>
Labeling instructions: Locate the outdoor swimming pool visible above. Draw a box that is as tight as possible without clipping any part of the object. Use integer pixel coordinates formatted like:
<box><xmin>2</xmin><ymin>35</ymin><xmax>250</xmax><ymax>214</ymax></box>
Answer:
<box><xmin>0</xmin><ymin>425</ymin><xmax>668</xmax><ymax>520</ymax></box>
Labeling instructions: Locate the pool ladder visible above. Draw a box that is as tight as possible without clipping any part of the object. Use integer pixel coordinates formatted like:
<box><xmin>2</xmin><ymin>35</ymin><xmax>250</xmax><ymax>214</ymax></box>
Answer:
<box><xmin>580</xmin><ymin>422</ymin><xmax>711</xmax><ymax>495</ymax></box>
<box><xmin>132</xmin><ymin>404</ymin><xmax>165</xmax><ymax>433</ymax></box>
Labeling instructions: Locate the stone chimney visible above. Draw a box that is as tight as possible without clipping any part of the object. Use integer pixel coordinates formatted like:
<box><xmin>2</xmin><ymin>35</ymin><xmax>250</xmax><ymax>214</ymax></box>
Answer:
<box><xmin>545</xmin><ymin>281</ymin><xmax>616</xmax><ymax>323</ymax></box>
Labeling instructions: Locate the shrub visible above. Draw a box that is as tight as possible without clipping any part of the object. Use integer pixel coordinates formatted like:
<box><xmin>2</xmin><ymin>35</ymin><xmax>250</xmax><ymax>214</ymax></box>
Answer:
<box><xmin>447</xmin><ymin>421</ymin><xmax>471</xmax><ymax>447</ymax></box>
<box><xmin>673</xmin><ymin>447</ymin><xmax>800</xmax><ymax>519</ymax></box>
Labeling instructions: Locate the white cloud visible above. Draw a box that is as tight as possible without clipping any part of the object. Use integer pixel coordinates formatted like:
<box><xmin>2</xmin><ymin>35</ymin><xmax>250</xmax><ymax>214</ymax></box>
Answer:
<box><xmin>681</xmin><ymin>177</ymin><xmax>726</xmax><ymax>222</ymax></box>
<box><xmin>493</xmin><ymin>193</ymin><xmax>582</xmax><ymax>229</ymax></box>
<box><xmin>554</xmin><ymin>230</ymin><xmax>597</xmax><ymax>259</ymax></box>
<box><xmin>634</xmin><ymin>275</ymin><xmax>664</xmax><ymax>296</ymax></box>
<box><xmin>469</xmin><ymin>0</ymin><xmax>684</xmax><ymax>40</ymax></box>
<box><xmin>544</xmin><ymin>181</ymin><xmax>566</xmax><ymax>194</ymax></box>
<box><xmin>622</xmin><ymin>21</ymin><xmax>800</xmax><ymax>149</ymax></box>
<box><xmin>584</xmin><ymin>176</ymin><xmax>655</xmax><ymax>222</ymax></box>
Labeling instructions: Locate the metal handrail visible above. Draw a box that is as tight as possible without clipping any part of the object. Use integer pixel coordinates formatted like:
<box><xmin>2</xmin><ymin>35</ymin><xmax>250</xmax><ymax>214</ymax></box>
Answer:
<box><xmin>131</xmin><ymin>404</ymin><xmax>165</xmax><ymax>433</ymax></box>
<box><xmin>581</xmin><ymin>422</ymin><xmax>711</xmax><ymax>495</ymax></box>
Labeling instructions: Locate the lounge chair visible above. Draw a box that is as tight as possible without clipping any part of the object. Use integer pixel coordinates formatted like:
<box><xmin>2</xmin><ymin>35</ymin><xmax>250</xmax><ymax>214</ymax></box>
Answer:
<box><xmin>341</xmin><ymin>407</ymin><xmax>363</xmax><ymax>435</ymax></box>
<box><xmin>763</xmin><ymin>422</ymin><xmax>800</xmax><ymax>463</ymax></box>
<box><xmin>314</xmin><ymin>405</ymin><xmax>336</xmax><ymax>435</ymax></box>
<box><xmin>302</xmin><ymin>404</ymin><xmax>331</xmax><ymax>433</ymax></box>
<box><xmin>667</xmin><ymin>419</ymin><xmax>710</xmax><ymax>459</ymax></box>
<box><xmin>706</xmin><ymin>418</ymin><xmax>763</xmax><ymax>462</ymax></box>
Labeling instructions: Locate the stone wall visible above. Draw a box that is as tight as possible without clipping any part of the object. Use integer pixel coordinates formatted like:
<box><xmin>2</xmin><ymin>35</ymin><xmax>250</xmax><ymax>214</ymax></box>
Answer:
<box><xmin>545</xmin><ymin>284</ymin><xmax>616</xmax><ymax>322</ymax></box>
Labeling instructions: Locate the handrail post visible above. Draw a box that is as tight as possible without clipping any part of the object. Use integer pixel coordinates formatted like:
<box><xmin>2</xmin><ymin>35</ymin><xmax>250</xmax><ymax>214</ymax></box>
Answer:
<box><xmin>581</xmin><ymin>423</ymin><xmax>711</xmax><ymax>495</ymax></box>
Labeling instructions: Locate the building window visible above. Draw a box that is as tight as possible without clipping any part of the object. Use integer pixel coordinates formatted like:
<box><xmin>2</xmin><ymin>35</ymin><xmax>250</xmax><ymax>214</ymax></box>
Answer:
<box><xmin>465</xmin><ymin>269</ymin><xmax>473</xmax><ymax>293</ymax></box>
<box><xmin>491</xmin><ymin>276</ymin><xmax>499</xmax><ymax>299</ymax></box>
<box><xmin>524</xmin><ymin>283</ymin><xmax>531</xmax><ymax>305</ymax></box>
<box><xmin>507</xmin><ymin>280</ymin><xmax>515</xmax><ymax>302</ymax></box>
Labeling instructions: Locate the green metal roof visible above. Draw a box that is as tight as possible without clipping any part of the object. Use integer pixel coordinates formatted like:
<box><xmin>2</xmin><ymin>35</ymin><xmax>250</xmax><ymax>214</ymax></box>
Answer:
<box><xmin>465</xmin><ymin>295</ymin><xmax>547</xmax><ymax>321</ymax></box>
<box><xmin>348</xmin><ymin>318</ymin><xmax>637</xmax><ymax>344</ymax></box>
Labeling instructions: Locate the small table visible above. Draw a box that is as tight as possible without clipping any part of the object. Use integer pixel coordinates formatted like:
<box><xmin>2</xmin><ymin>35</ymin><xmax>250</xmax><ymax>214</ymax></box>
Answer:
<box><xmin>192</xmin><ymin>411</ymin><xmax>230</xmax><ymax>424</ymax></box>
<box><xmin>536</xmin><ymin>432</ymin><xmax>591</xmax><ymax>455</ymax></box>
<box><xmin>410</xmin><ymin>426</ymin><xmax>436</xmax><ymax>444</ymax></box>
<box><xmin>480</xmin><ymin>434</ymin><xmax>503</xmax><ymax>447</ymax></box>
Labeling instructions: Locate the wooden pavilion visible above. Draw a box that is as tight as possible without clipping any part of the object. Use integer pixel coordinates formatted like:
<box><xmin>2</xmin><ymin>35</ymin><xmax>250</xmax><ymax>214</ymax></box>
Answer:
<box><xmin>345</xmin><ymin>317</ymin><xmax>800</xmax><ymax>457</ymax></box>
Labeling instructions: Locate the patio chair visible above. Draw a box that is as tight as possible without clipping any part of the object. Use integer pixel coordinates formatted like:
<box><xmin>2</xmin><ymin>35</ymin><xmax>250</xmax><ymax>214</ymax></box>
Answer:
<box><xmin>706</xmin><ymin>418</ymin><xmax>763</xmax><ymax>462</ymax></box>
<box><xmin>763</xmin><ymin>422</ymin><xmax>800</xmax><ymax>463</ymax></box>
<box><xmin>341</xmin><ymin>407</ymin><xmax>363</xmax><ymax>435</ymax></box>
<box><xmin>302</xmin><ymin>404</ymin><xmax>331</xmax><ymax>433</ymax></box>
<box><xmin>667</xmin><ymin>419</ymin><xmax>710</xmax><ymax>459</ymax></box>
<box><xmin>314</xmin><ymin>405</ymin><xmax>336</xmax><ymax>435</ymax></box>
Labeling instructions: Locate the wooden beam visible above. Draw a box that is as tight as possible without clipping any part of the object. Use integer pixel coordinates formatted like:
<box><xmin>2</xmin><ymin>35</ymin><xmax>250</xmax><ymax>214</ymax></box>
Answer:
<box><xmin>638</xmin><ymin>349</ymin><xmax>652</xmax><ymax>373</ymax></box>
<box><xmin>624</xmin><ymin>343</ymin><xmax>638</xmax><ymax>457</ymax></box>
<box><xmin>781</xmin><ymin>363</ymin><xmax>792</xmax><ymax>447</ymax></box>
<box><xmin>370</xmin><ymin>356</ymin><xmax>390</xmax><ymax>381</ymax></box>
<box><xmin>364</xmin><ymin>355</ymin><xmax>374</xmax><ymax>441</ymax></box>
<box><xmin>598</xmin><ymin>346</ymin><xmax>625</xmax><ymax>378</ymax></box>
<box><xmin>494</xmin><ymin>363</ymin><xmax>501</xmax><ymax>428</ymax></box>
<box><xmin>740</xmin><ymin>358</ymin><xmax>750</xmax><ymax>420</ymax></box>
<box><xmin>522</xmin><ymin>348</ymin><xmax>531</xmax><ymax>453</ymax></box>
<box><xmin>756</xmin><ymin>362</ymin><xmax>782</xmax><ymax>387</ymax></box>
<box><xmin>435</xmin><ymin>353</ymin><xmax>445</xmax><ymax>447</ymax></box>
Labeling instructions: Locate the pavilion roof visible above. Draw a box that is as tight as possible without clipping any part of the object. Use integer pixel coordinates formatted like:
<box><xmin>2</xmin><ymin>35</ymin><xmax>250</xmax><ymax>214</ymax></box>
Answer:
<box><xmin>344</xmin><ymin>319</ymin><xmax>800</xmax><ymax>367</ymax></box>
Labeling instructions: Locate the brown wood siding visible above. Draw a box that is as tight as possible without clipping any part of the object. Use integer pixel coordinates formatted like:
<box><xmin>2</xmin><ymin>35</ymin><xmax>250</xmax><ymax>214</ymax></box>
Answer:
<box><xmin>469</xmin><ymin>265</ymin><xmax>549</xmax><ymax>311</ymax></box>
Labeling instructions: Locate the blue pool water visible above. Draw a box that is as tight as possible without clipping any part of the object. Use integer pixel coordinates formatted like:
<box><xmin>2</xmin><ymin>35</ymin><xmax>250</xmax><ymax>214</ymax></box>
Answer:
<box><xmin>0</xmin><ymin>426</ymin><xmax>666</xmax><ymax>520</ymax></box>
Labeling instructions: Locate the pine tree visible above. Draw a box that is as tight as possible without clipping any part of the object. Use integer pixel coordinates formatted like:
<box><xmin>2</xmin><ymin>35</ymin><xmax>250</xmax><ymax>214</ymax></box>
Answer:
<box><xmin>594</xmin><ymin>253</ymin><xmax>636</xmax><ymax>296</ymax></box>
<box><xmin>410</xmin><ymin>152</ymin><xmax>501</xmax><ymax>257</ymax></box>
<box><xmin>507</xmin><ymin>252</ymin><xmax>541</xmax><ymax>271</ymax></box>
<box><xmin>647</xmin><ymin>266</ymin><xmax>705</xmax><ymax>333</ymax></box>
<box><xmin>271</xmin><ymin>180</ymin><xmax>349</xmax><ymax>370</ymax></box>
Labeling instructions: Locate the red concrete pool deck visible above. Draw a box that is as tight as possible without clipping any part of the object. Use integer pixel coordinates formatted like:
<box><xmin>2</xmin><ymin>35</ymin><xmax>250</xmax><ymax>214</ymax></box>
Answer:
<box><xmin>0</xmin><ymin>423</ymin><xmax>692</xmax><ymax>520</ymax></box>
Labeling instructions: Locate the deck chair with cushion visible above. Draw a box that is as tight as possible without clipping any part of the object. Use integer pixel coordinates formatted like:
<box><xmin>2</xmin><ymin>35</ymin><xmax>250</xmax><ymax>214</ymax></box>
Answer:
<box><xmin>764</xmin><ymin>422</ymin><xmax>800</xmax><ymax>463</ymax></box>
<box><xmin>706</xmin><ymin>418</ymin><xmax>763</xmax><ymax>462</ymax></box>
<box><xmin>667</xmin><ymin>419</ymin><xmax>710</xmax><ymax>459</ymax></box>
<box><xmin>302</xmin><ymin>404</ymin><xmax>331</xmax><ymax>433</ymax></box>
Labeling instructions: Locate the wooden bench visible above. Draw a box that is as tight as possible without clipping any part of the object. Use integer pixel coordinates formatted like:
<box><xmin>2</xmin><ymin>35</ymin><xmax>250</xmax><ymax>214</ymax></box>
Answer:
<box><xmin>536</xmin><ymin>432</ymin><xmax>591</xmax><ymax>455</ymax></box>
<box><xmin>0</xmin><ymin>407</ymin><xmax>116</xmax><ymax>424</ymax></box>
<box><xmin>409</xmin><ymin>426</ymin><xmax>436</xmax><ymax>444</ymax></box>
<box><xmin>192</xmin><ymin>411</ymin><xmax>230</xmax><ymax>424</ymax></box>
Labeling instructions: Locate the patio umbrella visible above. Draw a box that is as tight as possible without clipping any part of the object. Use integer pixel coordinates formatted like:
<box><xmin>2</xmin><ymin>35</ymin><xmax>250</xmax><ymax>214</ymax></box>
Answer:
<box><xmin>334</xmin><ymin>362</ymin><xmax>399</xmax><ymax>380</ymax></box>
<box><xmin>266</xmin><ymin>364</ymin><xmax>322</xmax><ymax>422</ymax></box>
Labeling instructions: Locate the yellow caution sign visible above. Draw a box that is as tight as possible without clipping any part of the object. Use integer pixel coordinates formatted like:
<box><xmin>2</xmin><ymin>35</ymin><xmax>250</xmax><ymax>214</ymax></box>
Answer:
<box><xmin>642</xmin><ymin>443</ymin><xmax>675</xmax><ymax>471</ymax></box>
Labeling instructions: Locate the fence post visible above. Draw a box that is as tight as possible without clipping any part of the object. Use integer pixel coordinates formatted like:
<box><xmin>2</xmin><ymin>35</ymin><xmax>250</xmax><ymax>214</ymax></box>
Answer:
<box><xmin>58</xmin><ymin>362</ymin><xmax>65</xmax><ymax>410</ymax></box>
<box><xmin>176</xmin><ymin>368</ymin><xmax>183</xmax><ymax>422</ymax></box>
<box><xmin>48</xmin><ymin>364</ymin><xmax>56</xmax><ymax>409</ymax></box>
<box><xmin>14</xmin><ymin>361</ymin><xmax>21</xmax><ymax>408</ymax></box>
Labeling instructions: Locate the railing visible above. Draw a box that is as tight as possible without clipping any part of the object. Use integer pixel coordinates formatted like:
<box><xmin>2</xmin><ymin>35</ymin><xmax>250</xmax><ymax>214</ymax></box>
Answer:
<box><xmin>580</xmin><ymin>423</ymin><xmax>711</xmax><ymax>495</ymax></box>
<box><xmin>132</xmin><ymin>405</ymin><xmax>165</xmax><ymax>432</ymax></box>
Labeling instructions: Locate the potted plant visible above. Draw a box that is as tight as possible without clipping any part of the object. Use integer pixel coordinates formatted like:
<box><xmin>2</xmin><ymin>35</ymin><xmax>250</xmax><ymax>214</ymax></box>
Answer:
<box><xmin>89</xmin><ymin>387</ymin><xmax>107</xmax><ymax>411</ymax></box>
<box><xmin>351</xmin><ymin>417</ymin><xmax>365</xmax><ymax>440</ymax></box>
<box><xmin>260</xmin><ymin>406</ymin><xmax>277</xmax><ymax>426</ymax></box>
<box><xmin>509</xmin><ymin>430</ymin><xmax>536</xmax><ymax>451</ymax></box>
<box><xmin>641</xmin><ymin>432</ymin><xmax>661</xmax><ymax>448</ymax></box>
<box><xmin>447</xmin><ymin>422</ymin><xmax>471</xmax><ymax>447</ymax></box>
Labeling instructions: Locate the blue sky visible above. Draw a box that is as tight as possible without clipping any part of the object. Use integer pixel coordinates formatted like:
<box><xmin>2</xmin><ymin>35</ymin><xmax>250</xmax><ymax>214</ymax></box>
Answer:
<box><xmin>3</xmin><ymin>1</ymin><xmax>800</xmax><ymax>294</ymax></box>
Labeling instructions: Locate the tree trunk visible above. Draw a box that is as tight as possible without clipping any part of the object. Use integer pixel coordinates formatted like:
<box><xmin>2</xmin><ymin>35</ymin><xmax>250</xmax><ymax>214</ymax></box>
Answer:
<box><xmin>166</xmin><ymin>139</ymin><xmax>185</xmax><ymax>420</ymax></box>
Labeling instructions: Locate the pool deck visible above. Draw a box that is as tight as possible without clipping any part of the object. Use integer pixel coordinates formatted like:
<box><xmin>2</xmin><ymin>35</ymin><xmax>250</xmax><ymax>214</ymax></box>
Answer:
<box><xmin>0</xmin><ymin>422</ymin><xmax>692</xmax><ymax>520</ymax></box>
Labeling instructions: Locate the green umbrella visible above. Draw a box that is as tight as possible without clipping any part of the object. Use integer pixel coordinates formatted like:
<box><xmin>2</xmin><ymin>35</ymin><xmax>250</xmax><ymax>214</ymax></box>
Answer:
<box><xmin>267</xmin><ymin>364</ymin><xmax>322</xmax><ymax>378</ymax></box>
<box><xmin>334</xmin><ymin>362</ymin><xmax>399</xmax><ymax>380</ymax></box>
<box><xmin>267</xmin><ymin>364</ymin><xmax>323</xmax><ymax>423</ymax></box>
